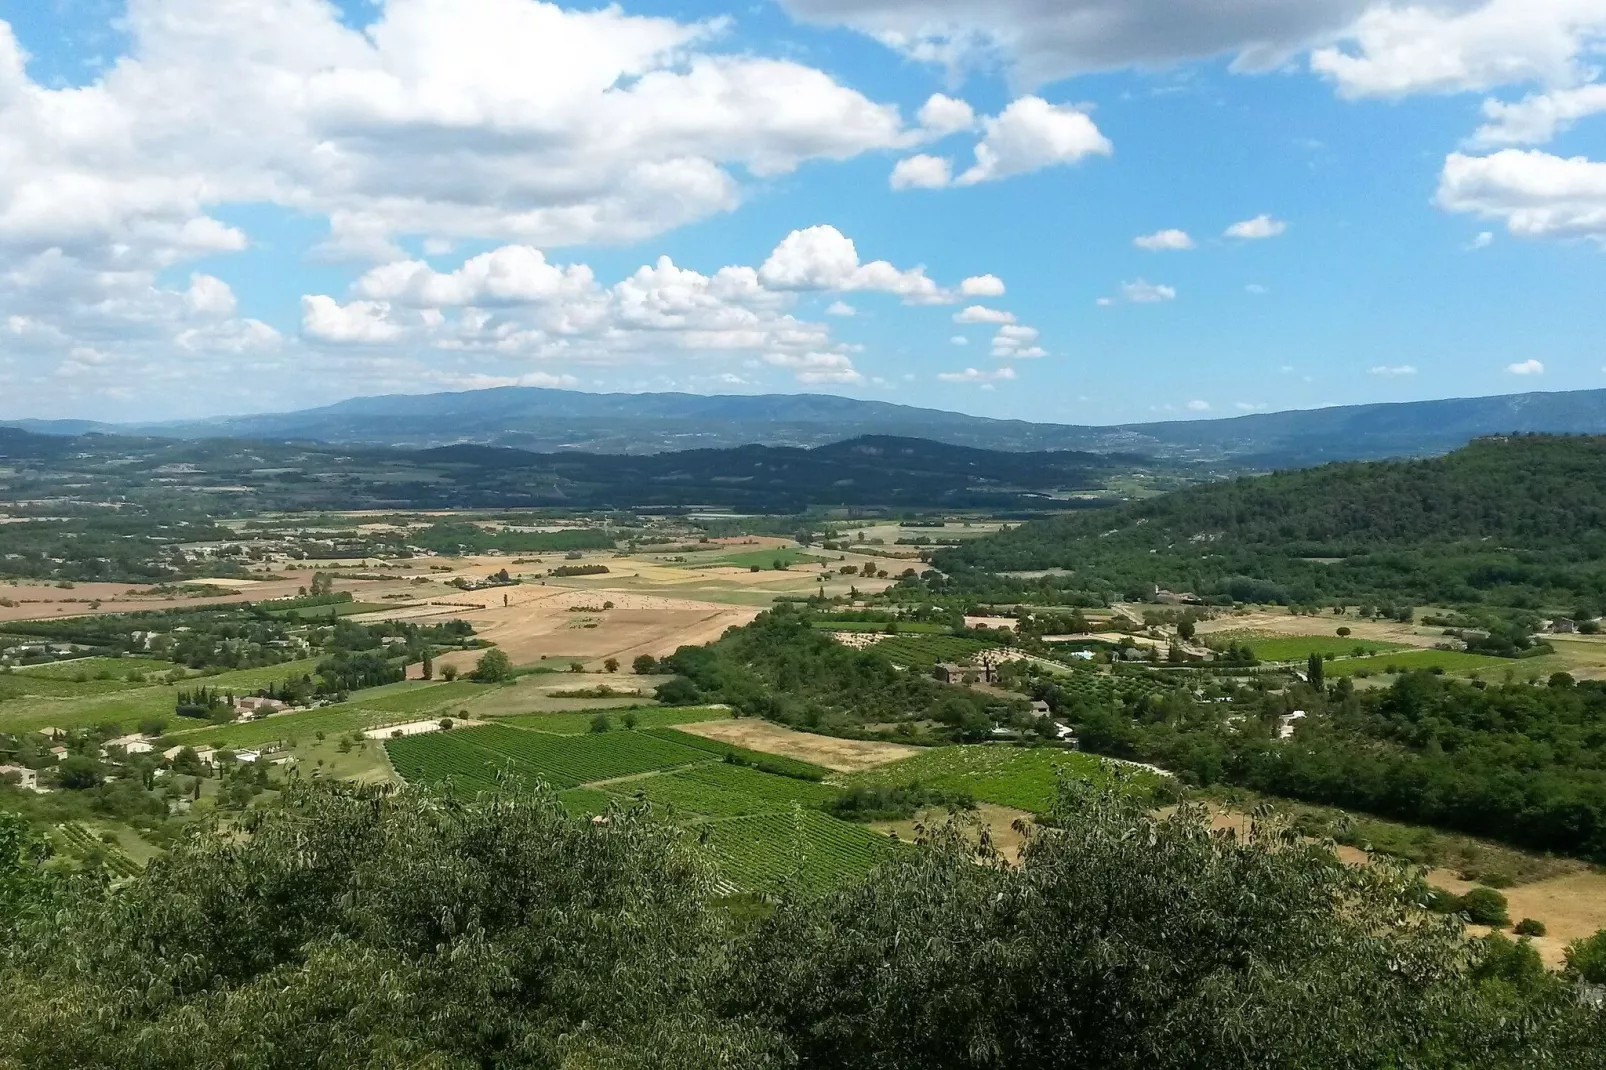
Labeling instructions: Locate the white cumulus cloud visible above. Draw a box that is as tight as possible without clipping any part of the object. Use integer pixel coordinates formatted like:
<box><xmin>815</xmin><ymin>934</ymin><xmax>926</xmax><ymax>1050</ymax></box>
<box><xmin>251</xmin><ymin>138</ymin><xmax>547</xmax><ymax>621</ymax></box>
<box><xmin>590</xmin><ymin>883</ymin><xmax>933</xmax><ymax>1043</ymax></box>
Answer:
<box><xmin>1369</xmin><ymin>364</ymin><xmax>1418</xmax><ymax>376</ymax></box>
<box><xmin>1437</xmin><ymin>150</ymin><xmax>1606</xmax><ymax>241</ymax></box>
<box><xmin>1225</xmin><ymin>215</ymin><xmax>1288</xmax><ymax>240</ymax></box>
<box><xmin>890</xmin><ymin>154</ymin><xmax>954</xmax><ymax>190</ymax></box>
<box><xmin>938</xmin><ymin>366</ymin><xmax>1017</xmax><ymax>385</ymax></box>
<box><xmin>917</xmin><ymin>93</ymin><xmax>977</xmax><ymax>135</ymax></box>
<box><xmin>952</xmin><ymin>305</ymin><xmax>1016</xmax><ymax>324</ymax></box>
<box><xmin>1508</xmin><ymin>358</ymin><xmax>1545</xmax><ymax>375</ymax></box>
<box><xmin>763</xmin><ymin>351</ymin><xmax>864</xmax><ymax>384</ymax></box>
<box><xmin>1134</xmin><ymin>229</ymin><xmax>1194</xmax><ymax>251</ymax></box>
<box><xmin>960</xmin><ymin>274</ymin><xmax>1006</xmax><ymax>296</ymax></box>
<box><xmin>957</xmin><ymin>97</ymin><xmax>1112</xmax><ymax>185</ymax></box>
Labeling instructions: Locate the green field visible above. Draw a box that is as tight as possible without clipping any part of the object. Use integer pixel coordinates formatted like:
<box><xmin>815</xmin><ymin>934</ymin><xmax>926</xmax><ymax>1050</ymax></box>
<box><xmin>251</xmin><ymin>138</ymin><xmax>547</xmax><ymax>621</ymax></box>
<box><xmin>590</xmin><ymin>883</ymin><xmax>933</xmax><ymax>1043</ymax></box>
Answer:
<box><xmin>11</xmin><ymin>657</ymin><xmax>182</xmax><ymax>681</ymax></box>
<box><xmin>1325</xmin><ymin>648</ymin><xmax>1528</xmax><ymax>678</ymax></box>
<box><xmin>843</xmin><ymin>745</ymin><xmax>1149</xmax><ymax>815</ymax></box>
<box><xmin>266</xmin><ymin>601</ymin><xmax>399</xmax><ymax>620</ymax></box>
<box><xmin>0</xmin><ymin>657</ymin><xmax>328</xmax><ymax>734</ymax></box>
<box><xmin>499</xmin><ymin>706</ymin><xmax>731</xmax><ymax>734</ymax></box>
<box><xmin>700</xmin><ymin>809</ymin><xmax>903</xmax><ymax>895</ymax></box>
<box><xmin>1046</xmin><ymin>667</ymin><xmax>1175</xmax><ymax>706</ymax></box>
<box><xmin>385</xmin><ymin>719</ymin><xmax>894</xmax><ymax>893</ymax></box>
<box><xmin>347</xmin><ymin>680</ymin><xmax>488</xmax><ymax>716</ymax></box>
<box><xmin>171</xmin><ymin>705</ymin><xmax>409</xmax><ymax>749</ymax></box>
<box><xmin>873</xmin><ymin>635</ymin><xmax>992</xmax><ymax>668</ymax></box>
<box><xmin>704</xmin><ymin>548</ymin><xmax>825</xmax><ymax>570</ymax></box>
<box><xmin>811</xmin><ymin>620</ymin><xmax>953</xmax><ymax>634</ymax></box>
<box><xmin>622</xmin><ymin>761</ymin><xmax>838</xmax><ymax>818</ymax></box>
<box><xmin>388</xmin><ymin>724</ymin><xmax>710</xmax><ymax>789</ymax></box>
<box><xmin>1238</xmin><ymin>635</ymin><xmax>1409</xmax><ymax>661</ymax></box>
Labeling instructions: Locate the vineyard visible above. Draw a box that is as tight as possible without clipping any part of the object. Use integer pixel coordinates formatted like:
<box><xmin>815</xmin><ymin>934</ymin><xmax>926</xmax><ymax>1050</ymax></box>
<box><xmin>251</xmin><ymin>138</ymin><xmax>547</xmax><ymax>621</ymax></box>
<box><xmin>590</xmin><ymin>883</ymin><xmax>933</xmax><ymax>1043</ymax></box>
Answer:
<box><xmin>623</xmin><ymin>762</ymin><xmax>839</xmax><ymax>819</ymax></box>
<box><xmin>387</xmin><ymin>724</ymin><xmax>710</xmax><ymax>789</ymax></box>
<box><xmin>842</xmin><ymin>744</ymin><xmax>1150</xmax><ymax>815</ymax></box>
<box><xmin>54</xmin><ymin>823</ymin><xmax>141</xmax><ymax>877</ymax></box>
<box><xmin>645</xmin><ymin>728</ymin><xmax>830</xmax><ymax>781</ymax></box>
<box><xmin>872</xmin><ymin>635</ymin><xmax>992</xmax><ymax>668</ymax></box>
<box><xmin>501</xmin><ymin>706</ymin><xmax>731</xmax><ymax>735</ymax></box>
<box><xmin>700</xmin><ymin>809</ymin><xmax>903</xmax><ymax>894</ymax></box>
<box><xmin>1048</xmin><ymin>667</ymin><xmax>1175</xmax><ymax>707</ymax></box>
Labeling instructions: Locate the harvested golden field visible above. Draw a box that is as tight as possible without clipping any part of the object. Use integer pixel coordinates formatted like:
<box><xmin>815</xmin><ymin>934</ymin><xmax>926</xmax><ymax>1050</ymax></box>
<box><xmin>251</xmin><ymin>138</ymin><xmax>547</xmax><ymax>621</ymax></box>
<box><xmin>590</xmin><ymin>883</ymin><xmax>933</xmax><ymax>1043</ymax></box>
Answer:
<box><xmin>673</xmin><ymin>718</ymin><xmax>922</xmax><ymax>772</ymax></box>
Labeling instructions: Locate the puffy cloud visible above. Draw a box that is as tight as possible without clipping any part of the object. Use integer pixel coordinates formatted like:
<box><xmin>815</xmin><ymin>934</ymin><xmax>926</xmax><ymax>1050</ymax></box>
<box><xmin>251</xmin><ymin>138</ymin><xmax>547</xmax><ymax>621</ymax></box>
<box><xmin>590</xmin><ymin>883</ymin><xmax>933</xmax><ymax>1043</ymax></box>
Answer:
<box><xmin>1225</xmin><ymin>214</ymin><xmax>1288</xmax><ymax>239</ymax></box>
<box><xmin>1185</xmin><ymin>399</ymin><xmax>1211</xmax><ymax>412</ymax></box>
<box><xmin>1472</xmin><ymin>84</ymin><xmax>1606</xmax><ymax>146</ymax></box>
<box><xmin>956</xmin><ymin>97</ymin><xmax>1111</xmax><ymax>185</ymax></box>
<box><xmin>950</xmin><ymin>335</ymin><xmax>969</xmax><ymax>345</ymax></box>
<box><xmin>938</xmin><ymin>366</ymin><xmax>1017</xmax><ymax>384</ymax></box>
<box><xmin>825</xmin><ymin>300</ymin><xmax>856</xmax><ymax>316</ymax></box>
<box><xmin>1437</xmin><ymin>150</ymin><xmax>1606</xmax><ymax>241</ymax></box>
<box><xmin>917</xmin><ymin>93</ymin><xmax>976</xmax><ymax>135</ymax></box>
<box><xmin>960</xmin><ymin>274</ymin><xmax>1006</xmax><ymax>296</ymax></box>
<box><xmin>301</xmin><ymin>296</ymin><xmax>408</xmax><ymax>344</ymax></box>
<box><xmin>952</xmin><ymin>305</ymin><xmax>1015</xmax><ymax>324</ymax></box>
<box><xmin>353</xmin><ymin>246</ymin><xmax>597</xmax><ymax>307</ymax></box>
<box><xmin>777</xmin><ymin>0</ymin><xmax>1372</xmax><ymax>87</ymax></box>
<box><xmin>763</xmin><ymin>351</ymin><xmax>864</xmax><ymax>384</ymax></box>
<box><xmin>890</xmin><ymin>154</ymin><xmax>954</xmax><ymax>190</ymax></box>
<box><xmin>185</xmin><ymin>274</ymin><xmax>239</xmax><ymax>318</ymax></box>
<box><xmin>991</xmin><ymin>323</ymin><xmax>1045</xmax><ymax>358</ymax></box>
<box><xmin>1134</xmin><ymin>228</ymin><xmax>1194</xmax><ymax>251</ymax></box>
<box><xmin>758</xmin><ymin>225</ymin><xmax>948</xmax><ymax>303</ymax></box>
<box><xmin>1468</xmin><ymin>231</ymin><xmax>1495</xmax><ymax>249</ymax></box>
<box><xmin>1508</xmin><ymin>358</ymin><xmax>1545</xmax><ymax>374</ymax></box>
<box><xmin>0</xmin><ymin>1</ymin><xmax>953</xmax><ymax>414</ymax></box>
<box><xmin>1369</xmin><ymin>364</ymin><xmax>1417</xmax><ymax>376</ymax></box>
<box><xmin>1106</xmin><ymin>279</ymin><xmax>1177</xmax><ymax>304</ymax></box>
<box><xmin>1311</xmin><ymin>0</ymin><xmax>1606</xmax><ymax>99</ymax></box>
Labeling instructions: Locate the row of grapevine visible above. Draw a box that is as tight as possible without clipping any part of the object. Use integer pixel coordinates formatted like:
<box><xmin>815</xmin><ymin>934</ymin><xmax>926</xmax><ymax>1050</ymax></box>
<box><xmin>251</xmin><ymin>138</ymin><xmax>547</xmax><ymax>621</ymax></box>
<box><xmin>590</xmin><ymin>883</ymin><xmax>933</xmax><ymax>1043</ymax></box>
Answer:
<box><xmin>699</xmin><ymin>808</ymin><xmax>903</xmax><ymax>895</ymax></box>
<box><xmin>623</xmin><ymin>762</ymin><xmax>839</xmax><ymax>819</ymax></box>
<box><xmin>840</xmin><ymin>744</ymin><xmax>1148</xmax><ymax>816</ymax></box>
<box><xmin>55</xmin><ymin>823</ymin><xmax>142</xmax><ymax>877</ymax></box>
<box><xmin>457</xmin><ymin>724</ymin><xmax>711</xmax><ymax>785</ymax></box>
<box><xmin>874</xmin><ymin>635</ymin><xmax>992</xmax><ymax>667</ymax></box>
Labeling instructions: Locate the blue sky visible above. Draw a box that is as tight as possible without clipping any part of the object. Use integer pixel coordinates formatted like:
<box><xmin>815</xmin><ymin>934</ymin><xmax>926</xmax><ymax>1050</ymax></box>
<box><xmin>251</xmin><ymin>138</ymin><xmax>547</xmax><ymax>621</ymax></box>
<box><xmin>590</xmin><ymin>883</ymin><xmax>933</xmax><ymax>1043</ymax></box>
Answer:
<box><xmin>1</xmin><ymin>0</ymin><xmax>1603</xmax><ymax>424</ymax></box>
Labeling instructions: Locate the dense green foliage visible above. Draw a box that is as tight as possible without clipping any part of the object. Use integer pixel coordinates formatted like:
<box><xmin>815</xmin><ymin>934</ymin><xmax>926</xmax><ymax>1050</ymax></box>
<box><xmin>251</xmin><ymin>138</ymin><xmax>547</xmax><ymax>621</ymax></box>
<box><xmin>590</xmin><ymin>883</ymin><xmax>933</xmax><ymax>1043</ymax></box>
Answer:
<box><xmin>1056</xmin><ymin>671</ymin><xmax>1606</xmax><ymax>861</ymax></box>
<box><xmin>928</xmin><ymin>436</ymin><xmax>1606</xmax><ymax>609</ymax></box>
<box><xmin>2</xmin><ymin>781</ymin><xmax>1599</xmax><ymax>1068</ymax></box>
<box><xmin>660</xmin><ymin>605</ymin><xmax>1017</xmax><ymax>740</ymax></box>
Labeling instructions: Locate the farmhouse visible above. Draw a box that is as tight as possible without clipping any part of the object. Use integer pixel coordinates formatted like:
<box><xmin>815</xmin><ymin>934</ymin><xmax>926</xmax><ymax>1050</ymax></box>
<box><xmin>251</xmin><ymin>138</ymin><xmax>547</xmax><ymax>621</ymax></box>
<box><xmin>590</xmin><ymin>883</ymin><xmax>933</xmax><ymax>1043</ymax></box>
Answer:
<box><xmin>933</xmin><ymin>661</ymin><xmax>998</xmax><ymax>685</ymax></box>
<box><xmin>0</xmin><ymin>764</ymin><xmax>39</xmax><ymax>791</ymax></box>
<box><xmin>234</xmin><ymin>696</ymin><xmax>289</xmax><ymax>719</ymax></box>
<box><xmin>1029</xmin><ymin>700</ymin><xmax>1051</xmax><ymax>718</ymax></box>
<box><xmin>105</xmin><ymin>734</ymin><xmax>155</xmax><ymax>755</ymax></box>
<box><xmin>37</xmin><ymin>727</ymin><xmax>67</xmax><ymax>741</ymax></box>
<box><xmin>1277</xmin><ymin>711</ymin><xmax>1307</xmax><ymax>741</ymax></box>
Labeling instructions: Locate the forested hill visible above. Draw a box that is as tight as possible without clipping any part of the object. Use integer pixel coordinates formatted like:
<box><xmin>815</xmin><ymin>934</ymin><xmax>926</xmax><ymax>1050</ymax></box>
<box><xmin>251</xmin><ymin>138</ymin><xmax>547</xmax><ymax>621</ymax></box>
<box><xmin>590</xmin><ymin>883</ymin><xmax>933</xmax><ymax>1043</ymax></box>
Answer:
<box><xmin>931</xmin><ymin>435</ymin><xmax>1606</xmax><ymax>609</ymax></box>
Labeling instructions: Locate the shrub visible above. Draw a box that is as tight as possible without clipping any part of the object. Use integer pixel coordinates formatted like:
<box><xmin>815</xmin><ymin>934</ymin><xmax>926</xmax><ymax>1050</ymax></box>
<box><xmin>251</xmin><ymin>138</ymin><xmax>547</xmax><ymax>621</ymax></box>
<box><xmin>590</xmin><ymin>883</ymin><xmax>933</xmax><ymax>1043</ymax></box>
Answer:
<box><xmin>1460</xmin><ymin>887</ymin><xmax>1510</xmax><ymax>927</ymax></box>
<box><xmin>470</xmin><ymin>648</ymin><xmax>514</xmax><ymax>684</ymax></box>
<box><xmin>1564</xmin><ymin>929</ymin><xmax>1606</xmax><ymax>984</ymax></box>
<box><xmin>589</xmin><ymin>713</ymin><xmax>611</xmax><ymax>734</ymax></box>
<box><xmin>1513</xmin><ymin>918</ymin><xmax>1546</xmax><ymax>937</ymax></box>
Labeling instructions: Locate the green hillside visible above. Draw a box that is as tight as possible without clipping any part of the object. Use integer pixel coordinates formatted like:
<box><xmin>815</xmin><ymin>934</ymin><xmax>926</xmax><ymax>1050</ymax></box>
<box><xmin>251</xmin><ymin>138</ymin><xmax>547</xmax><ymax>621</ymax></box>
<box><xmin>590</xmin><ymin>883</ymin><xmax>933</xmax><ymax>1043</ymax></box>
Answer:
<box><xmin>929</xmin><ymin>435</ymin><xmax>1606</xmax><ymax>610</ymax></box>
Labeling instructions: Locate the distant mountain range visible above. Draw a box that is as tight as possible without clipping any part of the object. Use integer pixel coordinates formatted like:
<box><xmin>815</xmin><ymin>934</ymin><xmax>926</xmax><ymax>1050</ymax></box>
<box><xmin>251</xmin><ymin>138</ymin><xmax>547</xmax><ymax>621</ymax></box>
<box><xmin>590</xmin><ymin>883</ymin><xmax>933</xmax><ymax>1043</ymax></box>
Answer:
<box><xmin>0</xmin><ymin>429</ymin><xmax>1137</xmax><ymax>512</ymax></box>
<box><xmin>12</xmin><ymin>385</ymin><xmax>1606</xmax><ymax>465</ymax></box>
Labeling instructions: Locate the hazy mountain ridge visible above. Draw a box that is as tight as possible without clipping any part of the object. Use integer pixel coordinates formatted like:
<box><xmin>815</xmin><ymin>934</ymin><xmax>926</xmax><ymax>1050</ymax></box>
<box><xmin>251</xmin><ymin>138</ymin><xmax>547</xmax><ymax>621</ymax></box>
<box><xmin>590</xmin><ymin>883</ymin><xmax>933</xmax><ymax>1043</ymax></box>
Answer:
<box><xmin>11</xmin><ymin>385</ymin><xmax>1606</xmax><ymax>464</ymax></box>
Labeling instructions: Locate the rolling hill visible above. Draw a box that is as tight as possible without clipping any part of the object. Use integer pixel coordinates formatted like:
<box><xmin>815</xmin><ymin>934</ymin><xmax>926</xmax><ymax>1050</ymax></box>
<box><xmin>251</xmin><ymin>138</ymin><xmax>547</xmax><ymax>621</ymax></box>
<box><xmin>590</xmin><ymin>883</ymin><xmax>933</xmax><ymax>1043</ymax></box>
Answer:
<box><xmin>13</xmin><ymin>385</ymin><xmax>1606</xmax><ymax>465</ymax></box>
<box><xmin>929</xmin><ymin>434</ymin><xmax>1606</xmax><ymax>610</ymax></box>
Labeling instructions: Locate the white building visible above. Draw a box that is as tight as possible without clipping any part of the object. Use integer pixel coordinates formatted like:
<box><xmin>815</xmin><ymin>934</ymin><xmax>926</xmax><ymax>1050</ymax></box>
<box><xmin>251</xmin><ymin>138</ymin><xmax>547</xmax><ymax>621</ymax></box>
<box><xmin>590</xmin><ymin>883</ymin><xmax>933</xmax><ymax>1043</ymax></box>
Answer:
<box><xmin>0</xmin><ymin>764</ymin><xmax>39</xmax><ymax>791</ymax></box>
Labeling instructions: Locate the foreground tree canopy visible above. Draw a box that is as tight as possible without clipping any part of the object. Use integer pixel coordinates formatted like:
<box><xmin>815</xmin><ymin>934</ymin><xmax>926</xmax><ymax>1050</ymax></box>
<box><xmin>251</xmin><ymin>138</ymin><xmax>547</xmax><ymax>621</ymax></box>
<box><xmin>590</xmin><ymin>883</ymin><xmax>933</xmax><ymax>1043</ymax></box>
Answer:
<box><xmin>1</xmin><ymin>784</ymin><xmax>1602</xmax><ymax>1069</ymax></box>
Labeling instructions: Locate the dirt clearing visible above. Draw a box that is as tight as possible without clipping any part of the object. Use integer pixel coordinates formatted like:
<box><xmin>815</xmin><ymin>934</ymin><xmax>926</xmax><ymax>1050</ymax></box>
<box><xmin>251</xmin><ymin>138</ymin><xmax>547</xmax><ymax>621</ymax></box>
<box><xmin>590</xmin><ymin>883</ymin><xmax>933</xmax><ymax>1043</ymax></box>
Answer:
<box><xmin>673</xmin><ymin>719</ymin><xmax>922</xmax><ymax>772</ymax></box>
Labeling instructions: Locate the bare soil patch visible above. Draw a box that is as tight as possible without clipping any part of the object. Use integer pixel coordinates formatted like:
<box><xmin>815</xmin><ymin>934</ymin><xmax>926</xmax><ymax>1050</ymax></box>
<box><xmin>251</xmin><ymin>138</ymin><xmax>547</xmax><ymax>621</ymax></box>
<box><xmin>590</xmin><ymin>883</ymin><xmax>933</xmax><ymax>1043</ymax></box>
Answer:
<box><xmin>1194</xmin><ymin>610</ymin><xmax>1448</xmax><ymax>649</ymax></box>
<box><xmin>872</xmin><ymin>803</ymin><xmax>1034</xmax><ymax>863</ymax></box>
<box><xmin>673</xmin><ymin>719</ymin><xmax>922</xmax><ymax>772</ymax></box>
